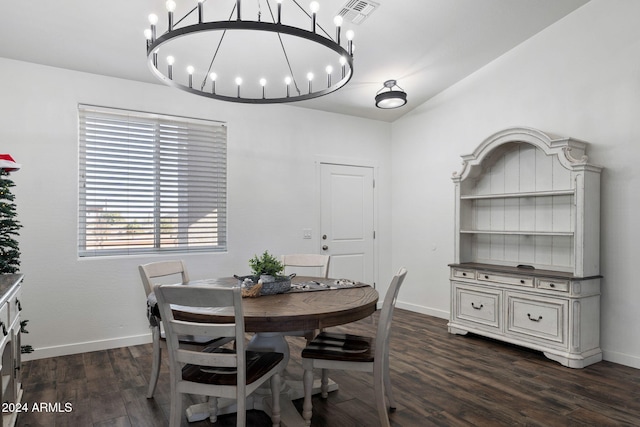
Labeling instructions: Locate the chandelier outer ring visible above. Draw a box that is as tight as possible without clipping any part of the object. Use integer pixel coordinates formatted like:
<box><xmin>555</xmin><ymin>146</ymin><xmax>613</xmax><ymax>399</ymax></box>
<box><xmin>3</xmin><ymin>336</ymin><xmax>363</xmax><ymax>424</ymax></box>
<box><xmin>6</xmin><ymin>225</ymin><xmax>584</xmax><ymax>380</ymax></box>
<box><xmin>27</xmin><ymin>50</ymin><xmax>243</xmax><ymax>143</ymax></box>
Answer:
<box><xmin>147</xmin><ymin>20</ymin><xmax>354</xmax><ymax>104</ymax></box>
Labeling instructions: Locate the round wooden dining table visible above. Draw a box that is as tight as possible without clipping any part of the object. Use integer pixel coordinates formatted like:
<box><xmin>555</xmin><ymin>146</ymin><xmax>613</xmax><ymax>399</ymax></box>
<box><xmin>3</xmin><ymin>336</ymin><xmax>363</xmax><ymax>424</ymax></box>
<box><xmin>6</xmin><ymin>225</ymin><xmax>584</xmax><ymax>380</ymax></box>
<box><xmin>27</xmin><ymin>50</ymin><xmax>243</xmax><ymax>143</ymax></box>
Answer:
<box><xmin>167</xmin><ymin>276</ymin><xmax>379</xmax><ymax>426</ymax></box>
<box><xmin>172</xmin><ymin>275</ymin><xmax>378</xmax><ymax>332</ymax></box>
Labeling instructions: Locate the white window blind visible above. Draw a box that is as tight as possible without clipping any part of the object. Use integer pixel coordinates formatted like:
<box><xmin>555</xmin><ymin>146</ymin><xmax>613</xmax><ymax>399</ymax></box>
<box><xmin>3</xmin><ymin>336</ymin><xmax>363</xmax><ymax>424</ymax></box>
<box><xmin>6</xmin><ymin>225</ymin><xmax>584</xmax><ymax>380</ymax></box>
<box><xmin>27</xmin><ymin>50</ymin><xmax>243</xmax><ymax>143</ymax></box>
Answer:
<box><xmin>78</xmin><ymin>105</ymin><xmax>227</xmax><ymax>257</ymax></box>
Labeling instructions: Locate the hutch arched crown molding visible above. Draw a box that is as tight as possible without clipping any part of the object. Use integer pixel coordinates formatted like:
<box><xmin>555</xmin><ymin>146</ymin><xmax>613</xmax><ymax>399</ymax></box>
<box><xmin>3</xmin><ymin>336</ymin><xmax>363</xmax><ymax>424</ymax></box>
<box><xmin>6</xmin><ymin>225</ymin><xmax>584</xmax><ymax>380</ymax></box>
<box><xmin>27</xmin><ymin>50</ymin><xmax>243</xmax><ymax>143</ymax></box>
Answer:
<box><xmin>448</xmin><ymin>127</ymin><xmax>602</xmax><ymax>368</ymax></box>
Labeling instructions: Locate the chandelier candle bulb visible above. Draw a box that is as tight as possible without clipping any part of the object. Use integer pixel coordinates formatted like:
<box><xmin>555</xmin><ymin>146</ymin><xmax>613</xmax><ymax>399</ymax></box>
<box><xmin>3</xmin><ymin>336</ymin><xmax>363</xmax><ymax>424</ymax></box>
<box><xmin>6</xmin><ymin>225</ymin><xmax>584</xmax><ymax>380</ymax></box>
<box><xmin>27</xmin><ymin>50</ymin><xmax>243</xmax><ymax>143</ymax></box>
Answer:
<box><xmin>326</xmin><ymin>65</ymin><xmax>333</xmax><ymax>87</ymax></box>
<box><xmin>144</xmin><ymin>29</ymin><xmax>152</xmax><ymax>49</ymax></box>
<box><xmin>276</xmin><ymin>0</ymin><xmax>282</xmax><ymax>24</ymax></box>
<box><xmin>310</xmin><ymin>1</ymin><xmax>319</xmax><ymax>33</ymax></box>
<box><xmin>260</xmin><ymin>78</ymin><xmax>267</xmax><ymax>98</ymax></box>
<box><xmin>167</xmin><ymin>56</ymin><xmax>174</xmax><ymax>79</ymax></box>
<box><xmin>346</xmin><ymin>30</ymin><xmax>355</xmax><ymax>55</ymax></box>
<box><xmin>198</xmin><ymin>0</ymin><xmax>204</xmax><ymax>23</ymax></box>
<box><xmin>187</xmin><ymin>65</ymin><xmax>194</xmax><ymax>88</ymax></box>
<box><xmin>235</xmin><ymin>77</ymin><xmax>242</xmax><ymax>97</ymax></box>
<box><xmin>166</xmin><ymin>0</ymin><xmax>176</xmax><ymax>31</ymax></box>
<box><xmin>148</xmin><ymin>13</ymin><xmax>158</xmax><ymax>42</ymax></box>
<box><xmin>334</xmin><ymin>15</ymin><xmax>343</xmax><ymax>44</ymax></box>
<box><xmin>285</xmin><ymin>76</ymin><xmax>291</xmax><ymax>97</ymax></box>
<box><xmin>210</xmin><ymin>72</ymin><xmax>217</xmax><ymax>93</ymax></box>
<box><xmin>307</xmin><ymin>72</ymin><xmax>314</xmax><ymax>93</ymax></box>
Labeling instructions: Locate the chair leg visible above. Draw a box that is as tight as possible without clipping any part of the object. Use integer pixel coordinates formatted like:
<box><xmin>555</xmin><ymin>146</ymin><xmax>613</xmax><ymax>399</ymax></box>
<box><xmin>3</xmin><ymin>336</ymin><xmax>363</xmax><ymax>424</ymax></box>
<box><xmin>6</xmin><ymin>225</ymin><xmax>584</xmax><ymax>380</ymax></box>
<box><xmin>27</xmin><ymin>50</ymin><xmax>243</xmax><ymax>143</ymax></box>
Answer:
<box><xmin>302</xmin><ymin>368</ymin><xmax>314</xmax><ymax>426</ymax></box>
<box><xmin>384</xmin><ymin>349</ymin><xmax>396</xmax><ymax>410</ymax></box>
<box><xmin>320</xmin><ymin>368</ymin><xmax>329</xmax><ymax>398</ymax></box>
<box><xmin>373</xmin><ymin>370</ymin><xmax>391</xmax><ymax>427</ymax></box>
<box><xmin>271</xmin><ymin>373</ymin><xmax>282</xmax><ymax>427</ymax></box>
<box><xmin>147</xmin><ymin>324</ymin><xmax>161</xmax><ymax>399</ymax></box>
<box><xmin>208</xmin><ymin>397</ymin><xmax>218</xmax><ymax>423</ymax></box>
<box><xmin>169</xmin><ymin>390</ymin><xmax>183</xmax><ymax>427</ymax></box>
<box><xmin>236</xmin><ymin>392</ymin><xmax>246</xmax><ymax>427</ymax></box>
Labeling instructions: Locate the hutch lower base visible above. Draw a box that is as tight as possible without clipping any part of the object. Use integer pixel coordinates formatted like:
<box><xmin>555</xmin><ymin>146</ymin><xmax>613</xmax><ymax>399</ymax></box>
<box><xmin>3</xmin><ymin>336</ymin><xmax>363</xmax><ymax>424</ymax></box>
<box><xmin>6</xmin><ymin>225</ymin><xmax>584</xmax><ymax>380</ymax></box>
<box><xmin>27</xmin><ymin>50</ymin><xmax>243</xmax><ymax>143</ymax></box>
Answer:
<box><xmin>448</xmin><ymin>263</ymin><xmax>601</xmax><ymax>368</ymax></box>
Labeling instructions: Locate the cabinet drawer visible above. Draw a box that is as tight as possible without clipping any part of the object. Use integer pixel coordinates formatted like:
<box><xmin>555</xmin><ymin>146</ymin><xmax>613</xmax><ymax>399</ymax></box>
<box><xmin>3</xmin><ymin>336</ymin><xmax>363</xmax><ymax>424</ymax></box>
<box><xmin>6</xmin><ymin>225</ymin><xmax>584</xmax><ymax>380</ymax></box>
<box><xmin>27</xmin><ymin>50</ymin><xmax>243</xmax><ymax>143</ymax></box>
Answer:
<box><xmin>454</xmin><ymin>284</ymin><xmax>501</xmax><ymax>329</ymax></box>
<box><xmin>452</xmin><ymin>268</ymin><xmax>475</xmax><ymax>280</ymax></box>
<box><xmin>507</xmin><ymin>293</ymin><xmax>567</xmax><ymax>346</ymax></box>
<box><xmin>478</xmin><ymin>272</ymin><xmax>533</xmax><ymax>288</ymax></box>
<box><xmin>537</xmin><ymin>279</ymin><xmax>569</xmax><ymax>292</ymax></box>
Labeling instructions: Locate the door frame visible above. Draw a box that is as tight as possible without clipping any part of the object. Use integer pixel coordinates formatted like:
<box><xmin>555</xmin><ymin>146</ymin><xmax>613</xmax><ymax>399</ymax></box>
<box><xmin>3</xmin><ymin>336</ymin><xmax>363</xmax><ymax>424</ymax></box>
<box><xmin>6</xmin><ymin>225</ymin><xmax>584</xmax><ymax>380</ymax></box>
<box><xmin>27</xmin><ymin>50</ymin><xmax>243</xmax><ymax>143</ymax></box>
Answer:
<box><xmin>315</xmin><ymin>155</ymin><xmax>379</xmax><ymax>290</ymax></box>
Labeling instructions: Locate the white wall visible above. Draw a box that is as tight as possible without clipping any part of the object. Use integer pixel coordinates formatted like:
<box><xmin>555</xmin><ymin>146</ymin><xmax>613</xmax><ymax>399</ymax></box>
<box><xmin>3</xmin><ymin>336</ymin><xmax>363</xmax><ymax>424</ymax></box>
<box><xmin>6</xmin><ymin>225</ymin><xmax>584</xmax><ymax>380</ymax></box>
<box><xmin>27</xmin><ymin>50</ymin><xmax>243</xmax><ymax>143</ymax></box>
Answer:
<box><xmin>0</xmin><ymin>58</ymin><xmax>393</xmax><ymax>360</ymax></box>
<box><xmin>391</xmin><ymin>0</ymin><xmax>640</xmax><ymax>368</ymax></box>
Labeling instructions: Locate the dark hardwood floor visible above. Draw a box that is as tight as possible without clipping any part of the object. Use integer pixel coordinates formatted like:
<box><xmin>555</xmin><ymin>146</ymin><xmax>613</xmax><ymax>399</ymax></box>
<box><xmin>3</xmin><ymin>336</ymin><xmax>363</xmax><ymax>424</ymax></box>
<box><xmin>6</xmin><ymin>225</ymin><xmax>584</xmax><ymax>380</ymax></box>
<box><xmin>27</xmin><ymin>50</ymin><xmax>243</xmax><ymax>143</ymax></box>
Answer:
<box><xmin>18</xmin><ymin>310</ymin><xmax>640</xmax><ymax>426</ymax></box>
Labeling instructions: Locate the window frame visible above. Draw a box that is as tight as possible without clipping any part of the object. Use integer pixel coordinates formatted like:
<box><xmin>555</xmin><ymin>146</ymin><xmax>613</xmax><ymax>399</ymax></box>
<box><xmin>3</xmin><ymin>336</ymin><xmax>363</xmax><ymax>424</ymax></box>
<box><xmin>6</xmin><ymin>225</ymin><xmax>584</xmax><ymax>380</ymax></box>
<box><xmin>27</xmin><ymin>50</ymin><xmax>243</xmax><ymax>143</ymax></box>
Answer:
<box><xmin>78</xmin><ymin>104</ymin><xmax>227</xmax><ymax>257</ymax></box>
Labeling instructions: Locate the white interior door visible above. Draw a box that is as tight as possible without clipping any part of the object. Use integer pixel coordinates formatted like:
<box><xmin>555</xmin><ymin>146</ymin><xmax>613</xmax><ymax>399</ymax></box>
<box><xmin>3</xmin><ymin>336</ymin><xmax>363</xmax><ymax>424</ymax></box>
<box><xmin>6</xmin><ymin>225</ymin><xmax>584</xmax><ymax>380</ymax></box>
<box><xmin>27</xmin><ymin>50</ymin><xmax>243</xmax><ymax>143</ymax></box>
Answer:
<box><xmin>320</xmin><ymin>163</ymin><xmax>375</xmax><ymax>286</ymax></box>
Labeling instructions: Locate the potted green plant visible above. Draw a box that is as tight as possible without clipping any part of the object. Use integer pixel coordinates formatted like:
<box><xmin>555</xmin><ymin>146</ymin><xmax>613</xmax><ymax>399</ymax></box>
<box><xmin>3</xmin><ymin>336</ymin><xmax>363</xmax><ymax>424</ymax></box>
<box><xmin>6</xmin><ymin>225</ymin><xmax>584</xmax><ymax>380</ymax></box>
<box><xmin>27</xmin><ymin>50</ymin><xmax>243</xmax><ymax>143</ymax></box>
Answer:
<box><xmin>235</xmin><ymin>251</ymin><xmax>293</xmax><ymax>296</ymax></box>
<box><xmin>249</xmin><ymin>250</ymin><xmax>284</xmax><ymax>283</ymax></box>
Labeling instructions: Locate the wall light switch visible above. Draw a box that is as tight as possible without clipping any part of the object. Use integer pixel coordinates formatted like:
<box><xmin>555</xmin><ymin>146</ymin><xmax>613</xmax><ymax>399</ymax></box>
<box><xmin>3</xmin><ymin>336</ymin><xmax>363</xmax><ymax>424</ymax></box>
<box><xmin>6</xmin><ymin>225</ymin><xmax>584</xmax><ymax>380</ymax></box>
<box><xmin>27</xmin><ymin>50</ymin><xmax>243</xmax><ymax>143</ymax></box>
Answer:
<box><xmin>303</xmin><ymin>228</ymin><xmax>312</xmax><ymax>239</ymax></box>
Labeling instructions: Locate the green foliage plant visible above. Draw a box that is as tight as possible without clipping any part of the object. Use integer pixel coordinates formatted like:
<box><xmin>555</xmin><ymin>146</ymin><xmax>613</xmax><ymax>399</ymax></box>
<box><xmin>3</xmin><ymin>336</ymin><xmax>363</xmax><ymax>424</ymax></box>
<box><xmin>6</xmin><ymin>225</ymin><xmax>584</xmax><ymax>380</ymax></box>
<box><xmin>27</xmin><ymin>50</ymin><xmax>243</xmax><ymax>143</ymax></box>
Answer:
<box><xmin>249</xmin><ymin>250</ymin><xmax>284</xmax><ymax>277</ymax></box>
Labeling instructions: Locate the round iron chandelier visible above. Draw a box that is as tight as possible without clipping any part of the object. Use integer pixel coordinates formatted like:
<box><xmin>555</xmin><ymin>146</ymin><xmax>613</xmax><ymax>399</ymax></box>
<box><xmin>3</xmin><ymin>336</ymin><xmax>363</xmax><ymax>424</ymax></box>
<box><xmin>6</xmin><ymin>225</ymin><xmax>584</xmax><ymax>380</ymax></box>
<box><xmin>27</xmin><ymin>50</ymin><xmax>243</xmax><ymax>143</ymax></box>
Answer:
<box><xmin>144</xmin><ymin>0</ymin><xmax>355</xmax><ymax>104</ymax></box>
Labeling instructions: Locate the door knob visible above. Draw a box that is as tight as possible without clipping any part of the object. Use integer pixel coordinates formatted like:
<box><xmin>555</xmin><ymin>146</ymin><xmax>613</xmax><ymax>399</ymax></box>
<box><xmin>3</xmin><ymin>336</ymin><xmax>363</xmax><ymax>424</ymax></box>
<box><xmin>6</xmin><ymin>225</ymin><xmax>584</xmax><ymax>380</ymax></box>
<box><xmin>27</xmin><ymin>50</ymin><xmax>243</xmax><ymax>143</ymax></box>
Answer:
<box><xmin>322</xmin><ymin>245</ymin><xmax>328</xmax><ymax>250</ymax></box>
<box><xmin>322</xmin><ymin>234</ymin><xmax>327</xmax><ymax>240</ymax></box>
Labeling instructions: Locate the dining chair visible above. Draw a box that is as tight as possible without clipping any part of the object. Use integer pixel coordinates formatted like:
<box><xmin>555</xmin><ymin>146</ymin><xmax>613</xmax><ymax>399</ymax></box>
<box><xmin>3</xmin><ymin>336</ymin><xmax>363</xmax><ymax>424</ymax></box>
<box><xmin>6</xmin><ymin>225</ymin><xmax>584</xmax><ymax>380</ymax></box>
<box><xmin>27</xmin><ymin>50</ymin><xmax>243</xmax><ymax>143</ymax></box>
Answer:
<box><xmin>301</xmin><ymin>267</ymin><xmax>408</xmax><ymax>427</ymax></box>
<box><xmin>281</xmin><ymin>254</ymin><xmax>330</xmax><ymax>279</ymax></box>
<box><xmin>139</xmin><ymin>260</ymin><xmax>230</xmax><ymax>399</ymax></box>
<box><xmin>281</xmin><ymin>254</ymin><xmax>330</xmax><ymax>342</ymax></box>
<box><xmin>154</xmin><ymin>284</ymin><xmax>285</xmax><ymax>427</ymax></box>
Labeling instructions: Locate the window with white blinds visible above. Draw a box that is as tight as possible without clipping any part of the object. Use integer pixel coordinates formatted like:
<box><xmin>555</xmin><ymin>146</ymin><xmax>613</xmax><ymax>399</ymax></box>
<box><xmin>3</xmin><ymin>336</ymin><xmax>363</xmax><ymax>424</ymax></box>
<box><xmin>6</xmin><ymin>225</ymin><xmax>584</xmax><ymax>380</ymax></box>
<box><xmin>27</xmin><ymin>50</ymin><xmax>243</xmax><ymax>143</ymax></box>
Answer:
<box><xmin>78</xmin><ymin>105</ymin><xmax>227</xmax><ymax>257</ymax></box>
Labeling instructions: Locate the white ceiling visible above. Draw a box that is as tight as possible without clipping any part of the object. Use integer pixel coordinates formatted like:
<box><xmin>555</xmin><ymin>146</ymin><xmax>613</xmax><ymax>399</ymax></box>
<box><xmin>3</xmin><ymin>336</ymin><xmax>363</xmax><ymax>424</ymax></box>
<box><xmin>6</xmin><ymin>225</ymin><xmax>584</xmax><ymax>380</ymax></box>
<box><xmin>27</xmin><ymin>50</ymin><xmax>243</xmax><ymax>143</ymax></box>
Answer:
<box><xmin>0</xmin><ymin>0</ymin><xmax>589</xmax><ymax>122</ymax></box>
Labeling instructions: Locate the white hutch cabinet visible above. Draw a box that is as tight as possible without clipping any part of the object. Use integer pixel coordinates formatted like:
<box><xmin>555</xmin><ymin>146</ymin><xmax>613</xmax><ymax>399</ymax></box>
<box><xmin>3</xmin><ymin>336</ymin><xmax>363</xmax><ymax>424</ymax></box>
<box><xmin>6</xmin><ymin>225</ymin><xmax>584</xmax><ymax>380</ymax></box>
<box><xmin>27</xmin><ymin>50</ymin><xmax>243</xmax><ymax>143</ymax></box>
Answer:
<box><xmin>448</xmin><ymin>127</ymin><xmax>602</xmax><ymax>368</ymax></box>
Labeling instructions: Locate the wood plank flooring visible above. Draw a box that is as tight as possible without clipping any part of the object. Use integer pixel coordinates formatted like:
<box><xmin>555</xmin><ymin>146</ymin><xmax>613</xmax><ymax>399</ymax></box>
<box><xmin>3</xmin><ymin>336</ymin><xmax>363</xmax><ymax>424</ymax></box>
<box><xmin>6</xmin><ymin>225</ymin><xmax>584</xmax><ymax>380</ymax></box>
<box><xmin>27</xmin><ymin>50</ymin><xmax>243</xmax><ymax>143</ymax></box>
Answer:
<box><xmin>18</xmin><ymin>310</ymin><xmax>640</xmax><ymax>426</ymax></box>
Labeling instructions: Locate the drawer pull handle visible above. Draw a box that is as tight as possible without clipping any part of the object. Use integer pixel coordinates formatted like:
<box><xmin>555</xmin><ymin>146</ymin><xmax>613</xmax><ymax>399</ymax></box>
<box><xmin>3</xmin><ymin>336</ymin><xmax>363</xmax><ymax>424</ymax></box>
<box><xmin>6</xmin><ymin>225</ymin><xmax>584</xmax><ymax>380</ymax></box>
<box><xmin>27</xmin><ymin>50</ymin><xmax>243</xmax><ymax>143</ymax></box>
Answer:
<box><xmin>549</xmin><ymin>283</ymin><xmax>556</xmax><ymax>288</ymax></box>
<box><xmin>520</xmin><ymin>280</ymin><xmax>525</xmax><ymax>284</ymax></box>
<box><xmin>462</xmin><ymin>272</ymin><xmax>467</xmax><ymax>276</ymax></box>
<box><xmin>527</xmin><ymin>313</ymin><xmax>543</xmax><ymax>322</ymax></box>
<box><xmin>0</xmin><ymin>322</ymin><xmax>6</xmax><ymax>337</ymax></box>
<box><xmin>16</xmin><ymin>299</ymin><xmax>22</xmax><ymax>311</ymax></box>
<box><xmin>471</xmin><ymin>302</ymin><xmax>484</xmax><ymax>310</ymax></box>
<box><xmin>484</xmin><ymin>275</ymin><xmax>489</xmax><ymax>279</ymax></box>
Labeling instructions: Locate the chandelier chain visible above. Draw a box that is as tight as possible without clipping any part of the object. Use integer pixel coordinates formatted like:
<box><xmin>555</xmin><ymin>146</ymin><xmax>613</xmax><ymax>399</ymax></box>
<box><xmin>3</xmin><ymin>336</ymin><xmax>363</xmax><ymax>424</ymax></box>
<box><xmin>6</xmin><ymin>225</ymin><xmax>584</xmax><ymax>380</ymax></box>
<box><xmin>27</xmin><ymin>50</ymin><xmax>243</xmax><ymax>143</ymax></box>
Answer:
<box><xmin>174</xmin><ymin>2</ymin><xmax>201</xmax><ymax>29</ymax></box>
<box><xmin>200</xmin><ymin>4</ymin><xmax>236</xmax><ymax>91</ymax></box>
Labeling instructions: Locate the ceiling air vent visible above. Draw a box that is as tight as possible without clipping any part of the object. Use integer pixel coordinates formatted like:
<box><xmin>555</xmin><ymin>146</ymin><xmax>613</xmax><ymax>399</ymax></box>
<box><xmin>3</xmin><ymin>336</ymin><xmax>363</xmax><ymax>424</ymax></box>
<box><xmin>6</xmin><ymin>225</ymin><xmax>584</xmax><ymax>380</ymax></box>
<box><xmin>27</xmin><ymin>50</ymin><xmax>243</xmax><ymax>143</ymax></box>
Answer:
<box><xmin>338</xmin><ymin>0</ymin><xmax>379</xmax><ymax>25</ymax></box>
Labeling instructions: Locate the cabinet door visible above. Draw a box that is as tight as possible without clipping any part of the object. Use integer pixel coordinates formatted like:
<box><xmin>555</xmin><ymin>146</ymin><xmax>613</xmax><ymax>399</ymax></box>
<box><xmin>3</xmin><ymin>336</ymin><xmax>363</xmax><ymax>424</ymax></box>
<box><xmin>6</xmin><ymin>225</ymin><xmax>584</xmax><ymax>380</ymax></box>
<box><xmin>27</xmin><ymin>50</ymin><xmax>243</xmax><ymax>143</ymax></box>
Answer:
<box><xmin>506</xmin><ymin>292</ymin><xmax>568</xmax><ymax>348</ymax></box>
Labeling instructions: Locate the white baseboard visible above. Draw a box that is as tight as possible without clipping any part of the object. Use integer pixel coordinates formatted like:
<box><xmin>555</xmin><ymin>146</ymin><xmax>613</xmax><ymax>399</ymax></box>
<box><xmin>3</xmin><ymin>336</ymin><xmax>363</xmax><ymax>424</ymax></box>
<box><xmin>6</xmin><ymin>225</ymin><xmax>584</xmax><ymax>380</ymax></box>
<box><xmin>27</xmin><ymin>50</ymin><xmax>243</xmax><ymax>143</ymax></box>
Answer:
<box><xmin>395</xmin><ymin>301</ymin><xmax>449</xmax><ymax>320</ymax></box>
<box><xmin>22</xmin><ymin>333</ymin><xmax>152</xmax><ymax>362</ymax></box>
<box><xmin>601</xmin><ymin>349</ymin><xmax>640</xmax><ymax>370</ymax></box>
